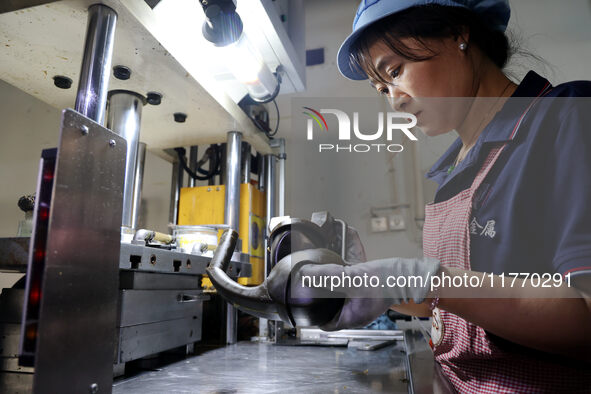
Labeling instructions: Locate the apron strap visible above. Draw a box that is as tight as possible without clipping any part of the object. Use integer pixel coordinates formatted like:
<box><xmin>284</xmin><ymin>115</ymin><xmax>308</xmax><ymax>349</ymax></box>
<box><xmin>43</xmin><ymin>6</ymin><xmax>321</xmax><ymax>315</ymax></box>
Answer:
<box><xmin>469</xmin><ymin>145</ymin><xmax>506</xmax><ymax>193</ymax></box>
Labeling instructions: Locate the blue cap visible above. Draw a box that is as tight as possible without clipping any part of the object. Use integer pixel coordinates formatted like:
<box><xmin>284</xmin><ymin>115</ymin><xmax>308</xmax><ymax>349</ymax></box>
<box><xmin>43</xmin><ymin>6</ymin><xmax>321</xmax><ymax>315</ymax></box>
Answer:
<box><xmin>337</xmin><ymin>0</ymin><xmax>511</xmax><ymax>80</ymax></box>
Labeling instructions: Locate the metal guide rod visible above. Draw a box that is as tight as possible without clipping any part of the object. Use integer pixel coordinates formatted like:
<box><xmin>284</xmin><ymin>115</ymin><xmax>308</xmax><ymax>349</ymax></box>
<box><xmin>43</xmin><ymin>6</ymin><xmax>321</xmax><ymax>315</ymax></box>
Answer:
<box><xmin>270</xmin><ymin>138</ymin><xmax>286</xmax><ymax>216</ymax></box>
<box><xmin>258</xmin><ymin>154</ymin><xmax>266</xmax><ymax>191</ymax></box>
<box><xmin>75</xmin><ymin>4</ymin><xmax>117</xmax><ymax>124</ymax></box>
<box><xmin>224</xmin><ymin>132</ymin><xmax>242</xmax><ymax>232</ymax></box>
<box><xmin>224</xmin><ymin>131</ymin><xmax>242</xmax><ymax>344</ymax></box>
<box><xmin>277</xmin><ymin>146</ymin><xmax>285</xmax><ymax>216</ymax></box>
<box><xmin>107</xmin><ymin>91</ymin><xmax>145</xmax><ymax>229</ymax></box>
<box><xmin>264</xmin><ymin>153</ymin><xmax>277</xmax><ymax>272</ymax></box>
<box><xmin>260</xmin><ymin>154</ymin><xmax>276</xmax><ymax>339</ymax></box>
<box><xmin>241</xmin><ymin>142</ymin><xmax>251</xmax><ymax>184</ymax></box>
<box><xmin>131</xmin><ymin>142</ymin><xmax>146</xmax><ymax>229</ymax></box>
<box><xmin>169</xmin><ymin>157</ymin><xmax>183</xmax><ymax>227</ymax></box>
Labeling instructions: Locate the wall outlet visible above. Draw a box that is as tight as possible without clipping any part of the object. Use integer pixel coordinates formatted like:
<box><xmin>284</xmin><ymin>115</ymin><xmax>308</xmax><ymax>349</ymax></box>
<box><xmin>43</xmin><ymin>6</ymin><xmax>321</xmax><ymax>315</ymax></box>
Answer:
<box><xmin>370</xmin><ymin>217</ymin><xmax>389</xmax><ymax>233</ymax></box>
<box><xmin>388</xmin><ymin>214</ymin><xmax>406</xmax><ymax>231</ymax></box>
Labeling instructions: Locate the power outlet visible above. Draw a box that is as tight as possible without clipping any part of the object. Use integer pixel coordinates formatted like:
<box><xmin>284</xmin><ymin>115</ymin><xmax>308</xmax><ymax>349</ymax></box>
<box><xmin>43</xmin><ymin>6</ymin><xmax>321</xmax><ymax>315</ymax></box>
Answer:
<box><xmin>388</xmin><ymin>214</ymin><xmax>406</xmax><ymax>231</ymax></box>
<box><xmin>370</xmin><ymin>217</ymin><xmax>389</xmax><ymax>233</ymax></box>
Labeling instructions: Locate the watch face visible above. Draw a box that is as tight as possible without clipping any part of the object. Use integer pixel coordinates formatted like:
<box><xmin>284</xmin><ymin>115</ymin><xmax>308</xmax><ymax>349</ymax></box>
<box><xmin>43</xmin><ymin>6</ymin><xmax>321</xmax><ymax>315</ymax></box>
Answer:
<box><xmin>431</xmin><ymin>307</ymin><xmax>444</xmax><ymax>347</ymax></box>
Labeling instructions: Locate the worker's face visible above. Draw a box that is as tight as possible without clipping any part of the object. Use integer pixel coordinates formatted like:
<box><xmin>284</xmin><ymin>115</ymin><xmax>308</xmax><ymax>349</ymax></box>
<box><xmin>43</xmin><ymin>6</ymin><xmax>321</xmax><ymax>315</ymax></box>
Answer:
<box><xmin>365</xmin><ymin>36</ymin><xmax>475</xmax><ymax>136</ymax></box>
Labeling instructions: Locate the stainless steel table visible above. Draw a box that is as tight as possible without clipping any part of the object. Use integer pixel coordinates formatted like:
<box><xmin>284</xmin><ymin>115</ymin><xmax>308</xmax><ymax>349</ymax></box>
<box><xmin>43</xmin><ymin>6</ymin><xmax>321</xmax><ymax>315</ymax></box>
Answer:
<box><xmin>113</xmin><ymin>329</ymin><xmax>454</xmax><ymax>394</ymax></box>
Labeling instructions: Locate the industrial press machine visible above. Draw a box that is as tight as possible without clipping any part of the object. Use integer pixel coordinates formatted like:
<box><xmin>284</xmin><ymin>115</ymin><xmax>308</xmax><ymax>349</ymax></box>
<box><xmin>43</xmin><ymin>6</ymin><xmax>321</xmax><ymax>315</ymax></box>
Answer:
<box><xmin>0</xmin><ymin>0</ymin><xmax>302</xmax><ymax>392</ymax></box>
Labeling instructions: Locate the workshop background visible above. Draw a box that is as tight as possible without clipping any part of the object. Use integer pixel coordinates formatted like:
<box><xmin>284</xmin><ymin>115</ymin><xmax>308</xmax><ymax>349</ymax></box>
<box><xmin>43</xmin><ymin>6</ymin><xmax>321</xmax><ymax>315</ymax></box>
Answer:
<box><xmin>1</xmin><ymin>0</ymin><xmax>591</xmax><ymax>269</ymax></box>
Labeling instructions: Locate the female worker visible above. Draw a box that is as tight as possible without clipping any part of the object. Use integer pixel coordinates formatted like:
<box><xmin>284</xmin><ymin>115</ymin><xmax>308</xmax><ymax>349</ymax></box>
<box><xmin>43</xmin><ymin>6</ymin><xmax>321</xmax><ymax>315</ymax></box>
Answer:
<box><xmin>297</xmin><ymin>0</ymin><xmax>591</xmax><ymax>392</ymax></box>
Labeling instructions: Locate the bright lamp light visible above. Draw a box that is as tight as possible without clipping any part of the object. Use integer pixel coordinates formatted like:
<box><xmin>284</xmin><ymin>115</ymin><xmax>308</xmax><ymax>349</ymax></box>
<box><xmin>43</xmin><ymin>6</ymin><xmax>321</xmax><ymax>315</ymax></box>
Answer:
<box><xmin>200</xmin><ymin>0</ymin><xmax>280</xmax><ymax>103</ymax></box>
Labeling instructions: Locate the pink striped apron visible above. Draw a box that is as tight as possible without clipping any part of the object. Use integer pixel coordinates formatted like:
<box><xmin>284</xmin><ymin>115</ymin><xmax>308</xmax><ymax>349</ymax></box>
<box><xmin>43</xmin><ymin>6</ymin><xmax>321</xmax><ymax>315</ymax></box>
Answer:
<box><xmin>423</xmin><ymin>88</ymin><xmax>591</xmax><ymax>392</ymax></box>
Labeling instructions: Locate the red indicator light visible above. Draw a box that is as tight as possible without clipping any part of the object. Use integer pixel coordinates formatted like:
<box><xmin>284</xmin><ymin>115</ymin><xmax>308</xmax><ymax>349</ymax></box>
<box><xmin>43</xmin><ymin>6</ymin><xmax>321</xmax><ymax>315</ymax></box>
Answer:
<box><xmin>39</xmin><ymin>206</ymin><xmax>49</xmax><ymax>221</ymax></box>
<box><xmin>42</xmin><ymin>170</ymin><xmax>54</xmax><ymax>181</ymax></box>
<box><xmin>29</xmin><ymin>285</ymin><xmax>41</xmax><ymax>305</ymax></box>
<box><xmin>26</xmin><ymin>324</ymin><xmax>37</xmax><ymax>341</ymax></box>
<box><xmin>34</xmin><ymin>248</ymin><xmax>45</xmax><ymax>261</ymax></box>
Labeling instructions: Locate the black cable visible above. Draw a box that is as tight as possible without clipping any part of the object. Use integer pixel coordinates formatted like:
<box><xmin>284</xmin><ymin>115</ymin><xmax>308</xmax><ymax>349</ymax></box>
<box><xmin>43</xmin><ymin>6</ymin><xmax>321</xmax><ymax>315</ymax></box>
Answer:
<box><xmin>266</xmin><ymin>99</ymin><xmax>280</xmax><ymax>137</ymax></box>
<box><xmin>214</xmin><ymin>144</ymin><xmax>222</xmax><ymax>175</ymax></box>
<box><xmin>244</xmin><ymin>66</ymin><xmax>282</xmax><ymax>139</ymax></box>
<box><xmin>248</xmin><ymin>115</ymin><xmax>268</xmax><ymax>135</ymax></box>
<box><xmin>175</xmin><ymin>147</ymin><xmax>218</xmax><ymax>181</ymax></box>
<box><xmin>196</xmin><ymin>145</ymin><xmax>221</xmax><ymax>176</ymax></box>
<box><xmin>247</xmin><ymin>99</ymin><xmax>280</xmax><ymax>139</ymax></box>
<box><xmin>197</xmin><ymin>167</ymin><xmax>210</xmax><ymax>176</ymax></box>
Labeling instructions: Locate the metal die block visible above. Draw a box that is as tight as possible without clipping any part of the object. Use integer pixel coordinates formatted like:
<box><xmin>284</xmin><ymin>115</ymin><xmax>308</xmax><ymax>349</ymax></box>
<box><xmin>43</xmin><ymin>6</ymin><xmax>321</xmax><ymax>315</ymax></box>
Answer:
<box><xmin>0</xmin><ymin>237</ymin><xmax>30</xmax><ymax>272</ymax></box>
<box><xmin>117</xmin><ymin>317</ymin><xmax>202</xmax><ymax>364</ymax></box>
<box><xmin>119</xmin><ymin>271</ymin><xmax>201</xmax><ymax>290</ymax></box>
<box><xmin>0</xmin><ymin>289</ymin><xmax>24</xmax><ymax>324</ymax></box>
<box><xmin>0</xmin><ymin>324</ymin><xmax>27</xmax><ymax>360</ymax></box>
<box><xmin>119</xmin><ymin>290</ymin><xmax>205</xmax><ymax>327</ymax></box>
<box><xmin>0</xmin><ymin>357</ymin><xmax>34</xmax><ymax>374</ymax></box>
<box><xmin>120</xmin><ymin>243</ymin><xmax>208</xmax><ymax>275</ymax></box>
<box><xmin>119</xmin><ymin>243</ymin><xmax>250</xmax><ymax>278</ymax></box>
<box><xmin>0</xmin><ymin>322</ymin><xmax>34</xmax><ymax>383</ymax></box>
<box><xmin>0</xmin><ymin>371</ymin><xmax>33</xmax><ymax>394</ymax></box>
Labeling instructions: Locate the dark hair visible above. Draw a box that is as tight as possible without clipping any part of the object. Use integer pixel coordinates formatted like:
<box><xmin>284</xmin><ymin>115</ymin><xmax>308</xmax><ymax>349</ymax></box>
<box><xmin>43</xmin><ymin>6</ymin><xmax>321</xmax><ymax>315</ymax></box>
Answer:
<box><xmin>350</xmin><ymin>5</ymin><xmax>512</xmax><ymax>84</ymax></box>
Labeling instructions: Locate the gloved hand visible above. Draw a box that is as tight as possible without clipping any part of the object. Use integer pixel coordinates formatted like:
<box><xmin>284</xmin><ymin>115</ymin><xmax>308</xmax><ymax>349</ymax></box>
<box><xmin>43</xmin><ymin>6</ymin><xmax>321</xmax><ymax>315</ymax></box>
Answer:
<box><xmin>290</xmin><ymin>256</ymin><xmax>440</xmax><ymax>331</ymax></box>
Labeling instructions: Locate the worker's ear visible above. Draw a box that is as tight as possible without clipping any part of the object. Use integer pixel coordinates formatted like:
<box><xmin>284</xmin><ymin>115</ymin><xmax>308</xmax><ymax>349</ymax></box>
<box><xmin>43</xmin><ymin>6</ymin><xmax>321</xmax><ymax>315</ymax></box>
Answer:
<box><xmin>453</xmin><ymin>26</ymin><xmax>470</xmax><ymax>49</ymax></box>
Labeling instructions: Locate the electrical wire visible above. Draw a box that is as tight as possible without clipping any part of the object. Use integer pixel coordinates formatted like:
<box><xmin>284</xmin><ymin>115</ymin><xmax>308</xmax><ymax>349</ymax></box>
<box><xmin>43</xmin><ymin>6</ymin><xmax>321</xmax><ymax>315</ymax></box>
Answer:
<box><xmin>175</xmin><ymin>146</ymin><xmax>220</xmax><ymax>181</ymax></box>
<box><xmin>195</xmin><ymin>145</ymin><xmax>221</xmax><ymax>176</ymax></box>
<box><xmin>244</xmin><ymin>66</ymin><xmax>283</xmax><ymax>139</ymax></box>
<box><xmin>247</xmin><ymin>99</ymin><xmax>280</xmax><ymax>139</ymax></box>
<box><xmin>267</xmin><ymin>99</ymin><xmax>280</xmax><ymax>137</ymax></box>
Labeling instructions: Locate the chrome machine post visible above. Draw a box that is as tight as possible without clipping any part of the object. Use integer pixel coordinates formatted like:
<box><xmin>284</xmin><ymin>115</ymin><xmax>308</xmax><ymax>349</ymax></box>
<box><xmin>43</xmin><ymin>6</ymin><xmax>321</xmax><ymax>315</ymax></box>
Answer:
<box><xmin>169</xmin><ymin>153</ymin><xmax>184</xmax><ymax>227</ymax></box>
<box><xmin>224</xmin><ymin>131</ymin><xmax>242</xmax><ymax>344</ymax></box>
<box><xmin>259</xmin><ymin>153</ymin><xmax>277</xmax><ymax>339</ymax></box>
<box><xmin>107</xmin><ymin>91</ymin><xmax>145</xmax><ymax>237</ymax></box>
<box><xmin>269</xmin><ymin>138</ymin><xmax>286</xmax><ymax>216</ymax></box>
<box><xmin>241</xmin><ymin>142</ymin><xmax>251</xmax><ymax>184</ymax></box>
<box><xmin>257</xmin><ymin>154</ymin><xmax>266</xmax><ymax>191</ymax></box>
<box><xmin>264</xmin><ymin>154</ymin><xmax>277</xmax><ymax>275</ymax></box>
<box><xmin>131</xmin><ymin>142</ymin><xmax>147</xmax><ymax>229</ymax></box>
<box><xmin>75</xmin><ymin>4</ymin><xmax>117</xmax><ymax>124</ymax></box>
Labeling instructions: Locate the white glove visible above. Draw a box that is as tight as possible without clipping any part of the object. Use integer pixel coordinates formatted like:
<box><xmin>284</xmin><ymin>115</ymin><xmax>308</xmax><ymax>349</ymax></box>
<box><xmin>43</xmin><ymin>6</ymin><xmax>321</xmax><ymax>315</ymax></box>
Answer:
<box><xmin>291</xmin><ymin>257</ymin><xmax>440</xmax><ymax>331</ymax></box>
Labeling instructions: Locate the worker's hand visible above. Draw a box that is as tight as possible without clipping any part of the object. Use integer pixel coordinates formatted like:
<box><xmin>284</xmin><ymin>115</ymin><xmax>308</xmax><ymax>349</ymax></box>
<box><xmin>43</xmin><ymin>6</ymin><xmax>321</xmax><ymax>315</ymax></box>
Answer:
<box><xmin>291</xmin><ymin>257</ymin><xmax>440</xmax><ymax>331</ymax></box>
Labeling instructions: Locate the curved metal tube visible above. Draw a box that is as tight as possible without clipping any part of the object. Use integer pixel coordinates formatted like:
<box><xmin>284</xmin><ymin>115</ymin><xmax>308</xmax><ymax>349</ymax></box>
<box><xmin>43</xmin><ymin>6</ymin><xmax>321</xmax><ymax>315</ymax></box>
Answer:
<box><xmin>207</xmin><ymin>229</ymin><xmax>346</xmax><ymax>327</ymax></box>
<box><xmin>207</xmin><ymin>230</ymin><xmax>291</xmax><ymax>322</ymax></box>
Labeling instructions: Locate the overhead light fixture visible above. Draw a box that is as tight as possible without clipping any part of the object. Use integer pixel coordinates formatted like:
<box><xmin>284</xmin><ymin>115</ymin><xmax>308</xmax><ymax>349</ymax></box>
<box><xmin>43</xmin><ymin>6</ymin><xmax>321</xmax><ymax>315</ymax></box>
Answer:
<box><xmin>200</xmin><ymin>0</ymin><xmax>282</xmax><ymax>103</ymax></box>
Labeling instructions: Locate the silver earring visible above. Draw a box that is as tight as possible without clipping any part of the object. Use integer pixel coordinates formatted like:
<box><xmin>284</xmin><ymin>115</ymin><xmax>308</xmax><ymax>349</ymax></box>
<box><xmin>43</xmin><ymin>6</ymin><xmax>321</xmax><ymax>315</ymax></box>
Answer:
<box><xmin>459</xmin><ymin>42</ymin><xmax>467</xmax><ymax>51</ymax></box>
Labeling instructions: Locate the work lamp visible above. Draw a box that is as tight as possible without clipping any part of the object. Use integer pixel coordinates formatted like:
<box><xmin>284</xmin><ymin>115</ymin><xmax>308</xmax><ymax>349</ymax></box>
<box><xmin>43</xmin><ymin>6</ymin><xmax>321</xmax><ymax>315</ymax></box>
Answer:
<box><xmin>200</xmin><ymin>0</ymin><xmax>281</xmax><ymax>103</ymax></box>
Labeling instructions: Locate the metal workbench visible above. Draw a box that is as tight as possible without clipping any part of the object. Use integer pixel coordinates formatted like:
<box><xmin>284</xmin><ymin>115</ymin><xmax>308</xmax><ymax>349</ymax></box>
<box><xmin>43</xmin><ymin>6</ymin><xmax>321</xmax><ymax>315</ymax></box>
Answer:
<box><xmin>112</xmin><ymin>329</ymin><xmax>454</xmax><ymax>394</ymax></box>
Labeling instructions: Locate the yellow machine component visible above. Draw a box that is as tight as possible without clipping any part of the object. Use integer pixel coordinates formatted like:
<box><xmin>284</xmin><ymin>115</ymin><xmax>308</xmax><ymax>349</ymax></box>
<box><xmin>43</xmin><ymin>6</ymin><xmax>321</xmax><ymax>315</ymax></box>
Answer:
<box><xmin>239</xmin><ymin>184</ymin><xmax>266</xmax><ymax>285</ymax></box>
<box><xmin>178</xmin><ymin>184</ymin><xmax>266</xmax><ymax>288</ymax></box>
